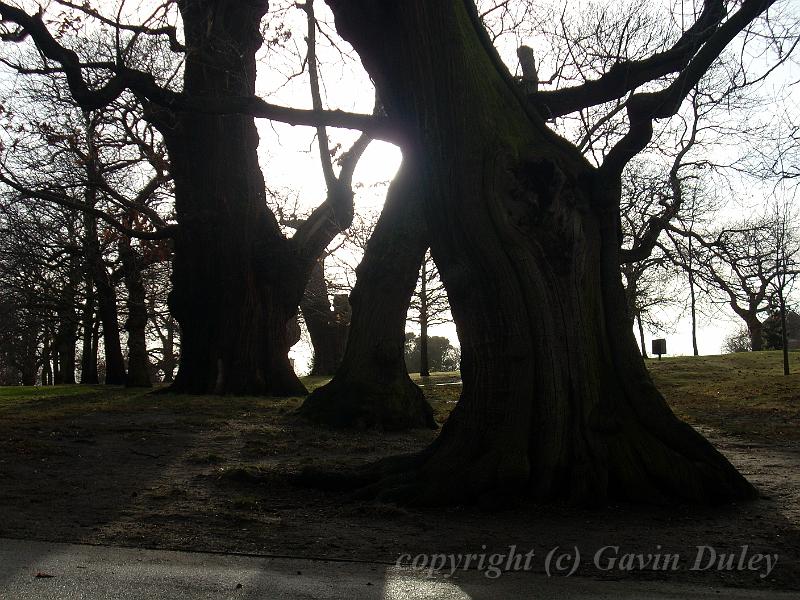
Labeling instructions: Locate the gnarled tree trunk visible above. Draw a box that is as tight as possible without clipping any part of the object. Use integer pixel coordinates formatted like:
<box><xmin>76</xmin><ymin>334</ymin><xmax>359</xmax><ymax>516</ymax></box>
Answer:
<box><xmin>319</xmin><ymin>0</ymin><xmax>755</xmax><ymax>505</ymax></box>
<box><xmin>162</xmin><ymin>0</ymin><xmax>306</xmax><ymax>396</ymax></box>
<box><xmin>299</xmin><ymin>159</ymin><xmax>435</xmax><ymax>430</ymax></box>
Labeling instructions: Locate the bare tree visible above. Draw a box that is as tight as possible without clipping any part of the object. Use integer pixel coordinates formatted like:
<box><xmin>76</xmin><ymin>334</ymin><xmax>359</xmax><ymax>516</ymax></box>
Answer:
<box><xmin>407</xmin><ymin>250</ymin><xmax>452</xmax><ymax>376</ymax></box>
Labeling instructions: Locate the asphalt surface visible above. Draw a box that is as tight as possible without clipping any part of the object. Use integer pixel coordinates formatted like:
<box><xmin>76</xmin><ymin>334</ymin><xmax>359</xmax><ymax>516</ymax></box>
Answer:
<box><xmin>0</xmin><ymin>538</ymin><xmax>795</xmax><ymax>599</ymax></box>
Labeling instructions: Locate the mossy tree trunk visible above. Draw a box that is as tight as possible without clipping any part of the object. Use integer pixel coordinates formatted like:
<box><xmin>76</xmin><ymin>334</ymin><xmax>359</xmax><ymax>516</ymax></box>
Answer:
<box><xmin>320</xmin><ymin>0</ymin><xmax>756</xmax><ymax>504</ymax></box>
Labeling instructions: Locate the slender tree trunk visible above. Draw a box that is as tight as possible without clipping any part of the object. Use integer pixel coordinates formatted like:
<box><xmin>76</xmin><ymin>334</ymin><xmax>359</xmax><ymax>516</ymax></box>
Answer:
<box><xmin>80</xmin><ymin>278</ymin><xmax>99</xmax><ymax>384</ymax></box>
<box><xmin>779</xmin><ymin>291</ymin><xmax>789</xmax><ymax>375</ymax></box>
<box><xmin>419</xmin><ymin>258</ymin><xmax>431</xmax><ymax>377</ymax></box>
<box><xmin>689</xmin><ymin>270</ymin><xmax>699</xmax><ymax>356</ymax></box>
<box><xmin>320</xmin><ymin>0</ymin><xmax>755</xmax><ymax>504</ymax></box>
<box><xmin>91</xmin><ymin>317</ymin><xmax>100</xmax><ymax>380</ymax></box>
<box><xmin>301</xmin><ymin>259</ymin><xmax>349</xmax><ymax>376</ymax></box>
<box><xmin>51</xmin><ymin>337</ymin><xmax>60</xmax><ymax>384</ymax></box>
<box><xmin>299</xmin><ymin>159</ymin><xmax>435</xmax><ymax>430</ymax></box>
<box><xmin>636</xmin><ymin>312</ymin><xmax>648</xmax><ymax>359</ymax></box>
<box><xmin>41</xmin><ymin>334</ymin><xmax>52</xmax><ymax>386</ymax></box>
<box><xmin>160</xmin><ymin>0</ymin><xmax>305</xmax><ymax>396</ymax></box>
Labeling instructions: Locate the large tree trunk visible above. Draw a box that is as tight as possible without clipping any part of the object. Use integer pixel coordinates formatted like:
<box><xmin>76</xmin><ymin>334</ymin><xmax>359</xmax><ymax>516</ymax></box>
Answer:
<box><xmin>161</xmin><ymin>0</ymin><xmax>305</xmax><ymax>396</ymax></box>
<box><xmin>746</xmin><ymin>316</ymin><xmax>764</xmax><ymax>351</ymax></box>
<box><xmin>320</xmin><ymin>0</ymin><xmax>755</xmax><ymax>505</ymax></box>
<box><xmin>301</xmin><ymin>259</ymin><xmax>349</xmax><ymax>376</ymax></box>
<box><xmin>299</xmin><ymin>159</ymin><xmax>435</xmax><ymax>430</ymax></box>
<box><xmin>120</xmin><ymin>234</ymin><xmax>152</xmax><ymax>387</ymax></box>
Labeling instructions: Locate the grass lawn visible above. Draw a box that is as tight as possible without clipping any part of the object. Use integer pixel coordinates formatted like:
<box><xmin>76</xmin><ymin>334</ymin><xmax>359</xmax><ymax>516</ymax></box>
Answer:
<box><xmin>0</xmin><ymin>384</ymin><xmax>106</xmax><ymax>402</ymax></box>
<box><xmin>648</xmin><ymin>351</ymin><xmax>800</xmax><ymax>441</ymax></box>
<box><xmin>0</xmin><ymin>352</ymin><xmax>795</xmax><ymax>440</ymax></box>
<box><xmin>0</xmin><ymin>352</ymin><xmax>796</xmax><ymax>441</ymax></box>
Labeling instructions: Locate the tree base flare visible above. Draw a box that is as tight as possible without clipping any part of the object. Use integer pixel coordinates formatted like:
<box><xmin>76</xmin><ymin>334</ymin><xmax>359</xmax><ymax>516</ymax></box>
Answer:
<box><xmin>299</xmin><ymin>376</ymin><xmax>437</xmax><ymax>431</ymax></box>
<box><xmin>297</xmin><ymin>394</ymin><xmax>758</xmax><ymax>508</ymax></box>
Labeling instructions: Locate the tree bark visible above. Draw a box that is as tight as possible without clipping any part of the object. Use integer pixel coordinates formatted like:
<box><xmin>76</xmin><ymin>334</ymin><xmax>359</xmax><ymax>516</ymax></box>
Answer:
<box><xmin>319</xmin><ymin>0</ymin><xmax>755</xmax><ymax>505</ymax></box>
<box><xmin>299</xmin><ymin>159</ymin><xmax>436</xmax><ymax>430</ymax></box>
<box><xmin>160</xmin><ymin>0</ymin><xmax>306</xmax><ymax>396</ymax></box>
<box><xmin>301</xmin><ymin>259</ymin><xmax>349</xmax><ymax>376</ymax></box>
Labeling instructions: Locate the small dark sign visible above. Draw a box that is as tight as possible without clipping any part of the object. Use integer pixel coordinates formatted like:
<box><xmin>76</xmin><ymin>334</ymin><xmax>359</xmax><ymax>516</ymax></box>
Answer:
<box><xmin>652</xmin><ymin>339</ymin><xmax>667</xmax><ymax>358</ymax></box>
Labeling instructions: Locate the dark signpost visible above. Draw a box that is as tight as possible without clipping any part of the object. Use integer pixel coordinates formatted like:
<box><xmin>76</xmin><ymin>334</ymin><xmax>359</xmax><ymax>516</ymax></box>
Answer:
<box><xmin>652</xmin><ymin>339</ymin><xmax>667</xmax><ymax>360</ymax></box>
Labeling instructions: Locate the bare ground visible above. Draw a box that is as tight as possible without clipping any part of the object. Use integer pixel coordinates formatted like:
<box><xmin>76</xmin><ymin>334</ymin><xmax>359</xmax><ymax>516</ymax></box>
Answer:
<box><xmin>0</xmin><ymin>370</ymin><xmax>797</xmax><ymax>591</ymax></box>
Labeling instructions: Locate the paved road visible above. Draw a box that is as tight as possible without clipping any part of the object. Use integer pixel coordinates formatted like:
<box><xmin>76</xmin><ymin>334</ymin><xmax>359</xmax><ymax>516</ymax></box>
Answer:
<box><xmin>0</xmin><ymin>538</ymin><xmax>794</xmax><ymax>599</ymax></box>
